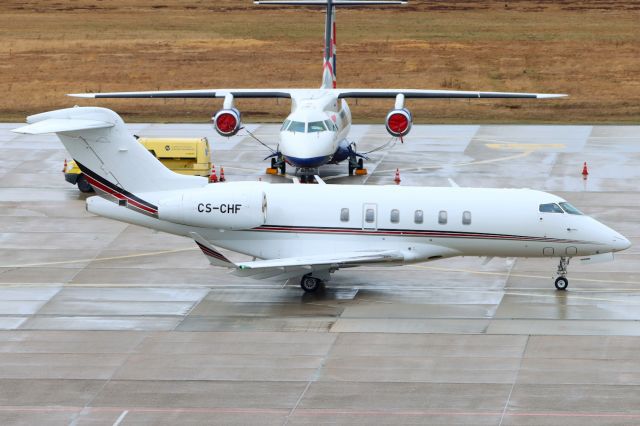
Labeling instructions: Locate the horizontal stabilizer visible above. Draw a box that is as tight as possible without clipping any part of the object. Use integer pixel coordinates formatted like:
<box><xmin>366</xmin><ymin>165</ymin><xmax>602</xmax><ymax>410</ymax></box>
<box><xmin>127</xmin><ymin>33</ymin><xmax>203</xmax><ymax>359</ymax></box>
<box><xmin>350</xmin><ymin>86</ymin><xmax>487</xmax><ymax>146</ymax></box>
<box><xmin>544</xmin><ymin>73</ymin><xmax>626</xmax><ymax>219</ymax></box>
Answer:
<box><xmin>12</xmin><ymin>118</ymin><xmax>114</xmax><ymax>135</ymax></box>
<box><xmin>255</xmin><ymin>1</ymin><xmax>406</xmax><ymax>5</ymax></box>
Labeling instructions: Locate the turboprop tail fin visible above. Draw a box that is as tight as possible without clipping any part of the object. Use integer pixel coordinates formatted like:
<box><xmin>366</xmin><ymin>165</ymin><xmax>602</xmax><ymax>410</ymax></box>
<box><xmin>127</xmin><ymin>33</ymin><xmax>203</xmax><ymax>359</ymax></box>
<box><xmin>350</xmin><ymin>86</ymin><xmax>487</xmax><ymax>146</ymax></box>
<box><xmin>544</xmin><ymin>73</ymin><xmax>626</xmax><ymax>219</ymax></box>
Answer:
<box><xmin>13</xmin><ymin>107</ymin><xmax>207</xmax><ymax>215</ymax></box>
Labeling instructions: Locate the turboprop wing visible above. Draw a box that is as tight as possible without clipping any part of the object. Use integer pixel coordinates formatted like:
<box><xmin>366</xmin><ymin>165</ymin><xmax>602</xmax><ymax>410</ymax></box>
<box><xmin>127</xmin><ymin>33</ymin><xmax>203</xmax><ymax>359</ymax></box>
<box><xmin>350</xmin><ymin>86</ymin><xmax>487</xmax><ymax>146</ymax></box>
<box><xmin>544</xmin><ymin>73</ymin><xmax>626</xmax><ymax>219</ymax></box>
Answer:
<box><xmin>69</xmin><ymin>88</ymin><xmax>566</xmax><ymax>100</ymax></box>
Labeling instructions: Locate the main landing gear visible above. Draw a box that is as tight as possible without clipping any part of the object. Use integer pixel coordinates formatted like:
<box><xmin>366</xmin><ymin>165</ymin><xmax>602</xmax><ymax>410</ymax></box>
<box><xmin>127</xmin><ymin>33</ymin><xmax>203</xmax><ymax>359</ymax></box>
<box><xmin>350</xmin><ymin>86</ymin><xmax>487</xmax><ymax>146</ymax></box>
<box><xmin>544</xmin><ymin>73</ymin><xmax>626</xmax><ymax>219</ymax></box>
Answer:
<box><xmin>300</xmin><ymin>274</ymin><xmax>324</xmax><ymax>293</ymax></box>
<box><xmin>554</xmin><ymin>257</ymin><xmax>570</xmax><ymax>290</ymax></box>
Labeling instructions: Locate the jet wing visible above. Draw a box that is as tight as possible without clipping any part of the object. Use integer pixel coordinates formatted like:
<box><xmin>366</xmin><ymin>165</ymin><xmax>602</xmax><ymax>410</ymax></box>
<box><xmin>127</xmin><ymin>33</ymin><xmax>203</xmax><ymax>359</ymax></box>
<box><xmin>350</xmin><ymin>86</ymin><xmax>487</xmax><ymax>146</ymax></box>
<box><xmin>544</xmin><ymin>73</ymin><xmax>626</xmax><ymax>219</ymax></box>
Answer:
<box><xmin>232</xmin><ymin>250</ymin><xmax>405</xmax><ymax>280</ymax></box>
<box><xmin>335</xmin><ymin>89</ymin><xmax>567</xmax><ymax>99</ymax></box>
<box><xmin>68</xmin><ymin>89</ymin><xmax>293</xmax><ymax>99</ymax></box>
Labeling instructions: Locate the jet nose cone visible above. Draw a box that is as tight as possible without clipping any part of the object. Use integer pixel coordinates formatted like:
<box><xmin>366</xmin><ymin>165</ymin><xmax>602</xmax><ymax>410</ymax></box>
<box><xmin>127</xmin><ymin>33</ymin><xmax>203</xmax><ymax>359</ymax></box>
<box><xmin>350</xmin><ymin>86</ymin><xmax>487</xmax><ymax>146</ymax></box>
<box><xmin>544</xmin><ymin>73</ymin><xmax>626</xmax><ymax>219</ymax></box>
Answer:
<box><xmin>614</xmin><ymin>235</ymin><xmax>632</xmax><ymax>251</ymax></box>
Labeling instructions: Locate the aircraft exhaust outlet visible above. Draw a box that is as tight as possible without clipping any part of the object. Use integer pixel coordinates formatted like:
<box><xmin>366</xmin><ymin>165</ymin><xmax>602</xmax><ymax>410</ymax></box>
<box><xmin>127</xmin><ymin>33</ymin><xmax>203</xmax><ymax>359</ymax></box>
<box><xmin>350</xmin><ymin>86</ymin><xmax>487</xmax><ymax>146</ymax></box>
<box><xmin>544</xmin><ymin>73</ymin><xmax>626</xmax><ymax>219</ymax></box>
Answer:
<box><xmin>213</xmin><ymin>108</ymin><xmax>241</xmax><ymax>137</ymax></box>
<box><xmin>158</xmin><ymin>185</ymin><xmax>267</xmax><ymax>230</ymax></box>
<box><xmin>385</xmin><ymin>108</ymin><xmax>413</xmax><ymax>138</ymax></box>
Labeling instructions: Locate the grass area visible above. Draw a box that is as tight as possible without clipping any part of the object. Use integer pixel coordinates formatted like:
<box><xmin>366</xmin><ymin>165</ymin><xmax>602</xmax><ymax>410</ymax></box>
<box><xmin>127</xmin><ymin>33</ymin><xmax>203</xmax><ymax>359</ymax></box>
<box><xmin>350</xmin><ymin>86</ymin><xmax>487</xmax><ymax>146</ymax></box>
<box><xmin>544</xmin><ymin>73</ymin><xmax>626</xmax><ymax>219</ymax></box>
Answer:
<box><xmin>1</xmin><ymin>0</ymin><xmax>639</xmax><ymax>123</ymax></box>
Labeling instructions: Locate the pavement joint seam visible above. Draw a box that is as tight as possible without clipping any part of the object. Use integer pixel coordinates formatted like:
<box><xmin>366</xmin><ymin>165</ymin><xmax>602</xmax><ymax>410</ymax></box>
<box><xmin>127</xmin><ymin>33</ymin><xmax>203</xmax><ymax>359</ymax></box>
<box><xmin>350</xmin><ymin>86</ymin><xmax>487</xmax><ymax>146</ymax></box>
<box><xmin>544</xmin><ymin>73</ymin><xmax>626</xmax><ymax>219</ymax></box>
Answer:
<box><xmin>498</xmin><ymin>335</ymin><xmax>529</xmax><ymax>426</ymax></box>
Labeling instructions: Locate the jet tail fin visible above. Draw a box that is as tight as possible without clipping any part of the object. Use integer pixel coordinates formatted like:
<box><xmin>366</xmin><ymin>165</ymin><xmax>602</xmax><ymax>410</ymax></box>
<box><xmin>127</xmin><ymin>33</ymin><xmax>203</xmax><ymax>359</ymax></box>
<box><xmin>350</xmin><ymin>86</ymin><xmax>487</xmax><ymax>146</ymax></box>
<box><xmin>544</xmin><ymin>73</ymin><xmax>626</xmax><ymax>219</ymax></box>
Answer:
<box><xmin>13</xmin><ymin>107</ymin><xmax>206</xmax><ymax>201</ymax></box>
<box><xmin>255</xmin><ymin>1</ymin><xmax>407</xmax><ymax>89</ymax></box>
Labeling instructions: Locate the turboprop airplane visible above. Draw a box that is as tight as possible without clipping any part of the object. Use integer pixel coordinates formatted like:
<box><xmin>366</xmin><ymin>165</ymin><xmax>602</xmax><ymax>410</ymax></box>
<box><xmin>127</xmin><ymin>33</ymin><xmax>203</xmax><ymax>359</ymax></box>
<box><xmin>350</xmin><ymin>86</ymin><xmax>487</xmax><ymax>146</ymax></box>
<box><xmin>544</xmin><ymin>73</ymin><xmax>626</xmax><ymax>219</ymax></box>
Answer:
<box><xmin>69</xmin><ymin>0</ymin><xmax>566</xmax><ymax>181</ymax></box>
<box><xmin>14</xmin><ymin>107</ymin><xmax>630</xmax><ymax>292</ymax></box>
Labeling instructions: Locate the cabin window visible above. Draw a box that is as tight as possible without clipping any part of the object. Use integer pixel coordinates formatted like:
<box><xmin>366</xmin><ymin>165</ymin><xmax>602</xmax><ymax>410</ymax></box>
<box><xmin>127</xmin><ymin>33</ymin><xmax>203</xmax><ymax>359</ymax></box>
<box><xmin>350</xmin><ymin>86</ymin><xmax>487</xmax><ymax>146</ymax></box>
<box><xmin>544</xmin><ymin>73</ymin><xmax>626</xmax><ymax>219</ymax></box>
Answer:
<box><xmin>462</xmin><ymin>211</ymin><xmax>472</xmax><ymax>225</ymax></box>
<box><xmin>438</xmin><ymin>210</ymin><xmax>448</xmax><ymax>225</ymax></box>
<box><xmin>281</xmin><ymin>119</ymin><xmax>291</xmax><ymax>131</ymax></box>
<box><xmin>390</xmin><ymin>209</ymin><xmax>400</xmax><ymax>223</ymax></box>
<box><xmin>365</xmin><ymin>208</ymin><xmax>375</xmax><ymax>223</ymax></box>
<box><xmin>340</xmin><ymin>208</ymin><xmax>349</xmax><ymax>222</ymax></box>
<box><xmin>414</xmin><ymin>210</ymin><xmax>423</xmax><ymax>224</ymax></box>
<box><xmin>559</xmin><ymin>202</ymin><xmax>583</xmax><ymax>215</ymax></box>
<box><xmin>539</xmin><ymin>203</ymin><xmax>564</xmax><ymax>213</ymax></box>
<box><xmin>288</xmin><ymin>121</ymin><xmax>305</xmax><ymax>133</ymax></box>
<box><xmin>308</xmin><ymin>121</ymin><xmax>327</xmax><ymax>133</ymax></box>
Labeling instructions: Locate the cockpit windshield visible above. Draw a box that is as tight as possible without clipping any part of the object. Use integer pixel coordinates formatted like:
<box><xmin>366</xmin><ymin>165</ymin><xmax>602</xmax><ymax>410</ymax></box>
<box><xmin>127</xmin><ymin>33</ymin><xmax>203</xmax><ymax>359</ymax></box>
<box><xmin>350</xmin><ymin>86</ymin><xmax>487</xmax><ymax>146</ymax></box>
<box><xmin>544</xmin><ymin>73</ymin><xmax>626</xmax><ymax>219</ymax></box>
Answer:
<box><xmin>307</xmin><ymin>121</ymin><xmax>327</xmax><ymax>132</ymax></box>
<box><xmin>559</xmin><ymin>202</ymin><xmax>583</xmax><ymax>215</ymax></box>
<box><xmin>539</xmin><ymin>203</ymin><xmax>564</xmax><ymax>213</ymax></box>
<box><xmin>288</xmin><ymin>121</ymin><xmax>305</xmax><ymax>133</ymax></box>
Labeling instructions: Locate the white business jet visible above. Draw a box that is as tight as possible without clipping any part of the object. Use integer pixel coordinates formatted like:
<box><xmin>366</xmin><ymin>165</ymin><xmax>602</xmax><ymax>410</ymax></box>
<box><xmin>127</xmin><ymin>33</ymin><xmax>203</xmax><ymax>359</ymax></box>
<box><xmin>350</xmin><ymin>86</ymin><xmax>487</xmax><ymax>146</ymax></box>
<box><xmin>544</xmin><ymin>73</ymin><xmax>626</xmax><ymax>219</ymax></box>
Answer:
<box><xmin>69</xmin><ymin>0</ymin><xmax>565</xmax><ymax>180</ymax></box>
<box><xmin>14</xmin><ymin>107</ymin><xmax>629</xmax><ymax>292</ymax></box>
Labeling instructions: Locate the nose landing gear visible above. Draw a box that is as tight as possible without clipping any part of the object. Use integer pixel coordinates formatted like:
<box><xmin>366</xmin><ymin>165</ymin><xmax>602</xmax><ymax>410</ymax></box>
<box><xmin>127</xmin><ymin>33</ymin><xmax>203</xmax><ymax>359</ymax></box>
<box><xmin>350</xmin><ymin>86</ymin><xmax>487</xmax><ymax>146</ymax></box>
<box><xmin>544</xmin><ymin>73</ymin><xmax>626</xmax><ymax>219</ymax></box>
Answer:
<box><xmin>554</xmin><ymin>257</ymin><xmax>570</xmax><ymax>290</ymax></box>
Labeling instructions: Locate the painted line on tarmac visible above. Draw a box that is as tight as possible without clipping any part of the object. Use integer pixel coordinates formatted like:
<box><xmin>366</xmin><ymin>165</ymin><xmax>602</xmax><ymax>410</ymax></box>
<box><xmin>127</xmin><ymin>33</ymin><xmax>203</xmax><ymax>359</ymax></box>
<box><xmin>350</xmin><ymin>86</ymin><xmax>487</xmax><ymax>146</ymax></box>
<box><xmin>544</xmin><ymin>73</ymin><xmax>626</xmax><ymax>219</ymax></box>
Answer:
<box><xmin>376</xmin><ymin>150</ymin><xmax>533</xmax><ymax>174</ymax></box>
<box><xmin>0</xmin><ymin>247</ymin><xmax>198</xmax><ymax>268</ymax></box>
<box><xmin>1</xmin><ymin>406</ymin><xmax>640</xmax><ymax>420</ymax></box>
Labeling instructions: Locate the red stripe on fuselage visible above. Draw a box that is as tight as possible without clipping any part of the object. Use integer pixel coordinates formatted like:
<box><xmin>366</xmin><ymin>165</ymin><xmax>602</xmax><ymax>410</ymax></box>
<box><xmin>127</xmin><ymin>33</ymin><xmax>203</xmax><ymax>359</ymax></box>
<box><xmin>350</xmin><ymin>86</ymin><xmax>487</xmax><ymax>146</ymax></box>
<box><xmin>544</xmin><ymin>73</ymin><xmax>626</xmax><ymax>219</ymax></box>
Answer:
<box><xmin>83</xmin><ymin>174</ymin><xmax>157</xmax><ymax>215</ymax></box>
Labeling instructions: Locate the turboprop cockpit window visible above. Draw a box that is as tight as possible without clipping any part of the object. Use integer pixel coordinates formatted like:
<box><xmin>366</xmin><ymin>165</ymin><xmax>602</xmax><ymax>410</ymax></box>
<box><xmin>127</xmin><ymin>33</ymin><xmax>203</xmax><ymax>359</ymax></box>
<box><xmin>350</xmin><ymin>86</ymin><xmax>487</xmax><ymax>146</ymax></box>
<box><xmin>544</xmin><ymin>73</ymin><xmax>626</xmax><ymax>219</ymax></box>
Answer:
<box><xmin>539</xmin><ymin>203</ymin><xmax>564</xmax><ymax>213</ymax></box>
<box><xmin>308</xmin><ymin>121</ymin><xmax>327</xmax><ymax>132</ymax></box>
<box><xmin>281</xmin><ymin>119</ymin><xmax>291</xmax><ymax>131</ymax></box>
<box><xmin>324</xmin><ymin>120</ymin><xmax>337</xmax><ymax>131</ymax></box>
<box><xmin>288</xmin><ymin>121</ymin><xmax>305</xmax><ymax>133</ymax></box>
<box><xmin>559</xmin><ymin>202</ymin><xmax>584</xmax><ymax>215</ymax></box>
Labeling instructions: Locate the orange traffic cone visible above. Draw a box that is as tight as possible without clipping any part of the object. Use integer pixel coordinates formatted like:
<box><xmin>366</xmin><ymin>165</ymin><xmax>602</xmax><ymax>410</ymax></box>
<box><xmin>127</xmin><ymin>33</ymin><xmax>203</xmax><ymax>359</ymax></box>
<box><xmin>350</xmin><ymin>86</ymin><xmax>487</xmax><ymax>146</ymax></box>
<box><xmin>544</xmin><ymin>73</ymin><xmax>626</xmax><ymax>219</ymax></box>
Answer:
<box><xmin>209</xmin><ymin>164</ymin><xmax>218</xmax><ymax>183</ymax></box>
<box><xmin>394</xmin><ymin>168</ymin><xmax>401</xmax><ymax>184</ymax></box>
<box><xmin>62</xmin><ymin>158</ymin><xmax>67</xmax><ymax>173</ymax></box>
<box><xmin>582</xmin><ymin>162</ymin><xmax>589</xmax><ymax>179</ymax></box>
<box><xmin>219</xmin><ymin>167</ymin><xmax>226</xmax><ymax>182</ymax></box>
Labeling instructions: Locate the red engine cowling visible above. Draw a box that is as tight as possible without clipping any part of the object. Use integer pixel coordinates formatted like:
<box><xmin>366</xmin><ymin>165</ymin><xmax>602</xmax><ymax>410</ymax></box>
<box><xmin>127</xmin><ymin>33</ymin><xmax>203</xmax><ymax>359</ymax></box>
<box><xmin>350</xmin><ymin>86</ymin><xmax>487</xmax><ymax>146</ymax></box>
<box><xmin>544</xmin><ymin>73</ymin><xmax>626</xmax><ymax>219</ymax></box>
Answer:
<box><xmin>385</xmin><ymin>108</ymin><xmax>413</xmax><ymax>138</ymax></box>
<box><xmin>212</xmin><ymin>108</ymin><xmax>241</xmax><ymax>137</ymax></box>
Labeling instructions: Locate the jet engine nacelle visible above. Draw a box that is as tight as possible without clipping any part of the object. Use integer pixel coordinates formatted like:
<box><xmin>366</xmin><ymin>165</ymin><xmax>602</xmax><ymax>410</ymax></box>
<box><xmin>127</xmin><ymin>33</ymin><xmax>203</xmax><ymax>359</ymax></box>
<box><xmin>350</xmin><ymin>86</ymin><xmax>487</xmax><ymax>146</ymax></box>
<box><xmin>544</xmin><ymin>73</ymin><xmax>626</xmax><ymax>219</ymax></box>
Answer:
<box><xmin>212</xmin><ymin>108</ymin><xmax>242</xmax><ymax>137</ymax></box>
<box><xmin>158</xmin><ymin>184</ymin><xmax>267</xmax><ymax>230</ymax></box>
<box><xmin>385</xmin><ymin>108</ymin><xmax>413</xmax><ymax>138</ymax></box>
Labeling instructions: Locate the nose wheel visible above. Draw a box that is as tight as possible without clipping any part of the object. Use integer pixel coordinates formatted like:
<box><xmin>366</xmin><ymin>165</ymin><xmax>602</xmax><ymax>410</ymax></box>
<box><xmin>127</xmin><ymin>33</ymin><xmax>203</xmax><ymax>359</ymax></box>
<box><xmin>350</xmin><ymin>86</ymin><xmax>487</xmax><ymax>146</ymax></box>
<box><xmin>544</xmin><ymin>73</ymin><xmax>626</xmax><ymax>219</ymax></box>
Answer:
<box><xmin>300</xmin><ymin>274</ymin><xmax>323</xmax><ymax>293</ymax></box>
<box><xmin>554</xmin><ymin>257</ymin><xmax>570</xmax><ymax>290</ymax></box>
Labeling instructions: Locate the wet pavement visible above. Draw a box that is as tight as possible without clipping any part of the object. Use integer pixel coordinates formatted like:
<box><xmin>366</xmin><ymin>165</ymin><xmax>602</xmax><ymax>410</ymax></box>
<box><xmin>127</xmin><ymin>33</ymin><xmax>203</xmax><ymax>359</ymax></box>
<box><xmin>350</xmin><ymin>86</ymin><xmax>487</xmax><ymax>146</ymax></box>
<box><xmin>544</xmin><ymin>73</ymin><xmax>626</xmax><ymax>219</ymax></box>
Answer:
<box><xmin>0</xmin><ymin>122</ymin><xmax>639</xmax><ymax>425</ymax></box>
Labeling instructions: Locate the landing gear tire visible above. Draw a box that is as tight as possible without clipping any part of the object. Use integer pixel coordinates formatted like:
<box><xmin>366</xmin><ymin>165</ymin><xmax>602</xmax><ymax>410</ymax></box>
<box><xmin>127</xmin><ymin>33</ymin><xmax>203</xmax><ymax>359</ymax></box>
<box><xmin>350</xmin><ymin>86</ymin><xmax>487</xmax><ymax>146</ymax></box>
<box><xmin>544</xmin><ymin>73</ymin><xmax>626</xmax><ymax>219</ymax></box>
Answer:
<box><xmin>357</xmin><ymin>158</ymin><xmax>364</xmax><ymax>170</ymax></box>
<box><xmin>279</xmin><ymin>162</ymin><xmax>286</xmax><ymax>175</ymax></box>
<box><xmin>348</xmin><ymin>162</ymin><xmax>354</xmax><ymax>176</ymax></box>
<box><xmin>76</xmin><ymin>175</ymin><xmax>94</xmax><ymax>193</ymax></box>
<box><xmin>300</xmin><ymin>274</ymin><xmax>322</xmax><ymax>293</ymax></box>
<box><xmin>271</xmin><ymin>158</ymin><xmax>276</xmax><ymax>168</ymax></box>
<box><xmin>555</xmin><ymin>276</ymin><xmax>568</xmax><ymax>291</ymax></box>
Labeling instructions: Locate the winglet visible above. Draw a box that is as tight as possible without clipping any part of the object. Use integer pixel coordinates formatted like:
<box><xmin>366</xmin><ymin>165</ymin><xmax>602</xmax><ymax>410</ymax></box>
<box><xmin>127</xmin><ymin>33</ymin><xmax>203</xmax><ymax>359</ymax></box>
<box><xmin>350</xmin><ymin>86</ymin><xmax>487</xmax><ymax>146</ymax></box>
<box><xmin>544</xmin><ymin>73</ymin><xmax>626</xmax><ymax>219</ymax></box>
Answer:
<box><xmin>189</xmin><ymin>232</ymin><xmax>236</xmax><ymax>268</ymax></box>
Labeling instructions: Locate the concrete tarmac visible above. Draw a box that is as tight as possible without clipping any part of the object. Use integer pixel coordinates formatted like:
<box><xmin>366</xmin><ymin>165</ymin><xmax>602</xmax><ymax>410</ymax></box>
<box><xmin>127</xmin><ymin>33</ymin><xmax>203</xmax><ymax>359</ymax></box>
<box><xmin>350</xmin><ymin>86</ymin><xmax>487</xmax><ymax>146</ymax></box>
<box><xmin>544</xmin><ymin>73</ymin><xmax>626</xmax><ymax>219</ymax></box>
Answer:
<box><xmin>0</xmin><ymin>122</ymin><xmax>639</xmax><ymax>425</ymax></box>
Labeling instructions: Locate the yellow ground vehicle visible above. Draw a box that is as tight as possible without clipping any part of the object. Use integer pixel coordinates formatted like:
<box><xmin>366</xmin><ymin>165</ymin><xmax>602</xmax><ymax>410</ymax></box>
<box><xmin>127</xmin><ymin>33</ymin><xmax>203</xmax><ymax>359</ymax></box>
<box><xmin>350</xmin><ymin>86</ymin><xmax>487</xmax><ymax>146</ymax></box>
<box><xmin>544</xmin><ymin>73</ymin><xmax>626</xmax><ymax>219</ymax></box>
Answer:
<box><xmin>64</xmin><ymin>137</ymin><xmax>211</xmax><ymax>192</ymax></box>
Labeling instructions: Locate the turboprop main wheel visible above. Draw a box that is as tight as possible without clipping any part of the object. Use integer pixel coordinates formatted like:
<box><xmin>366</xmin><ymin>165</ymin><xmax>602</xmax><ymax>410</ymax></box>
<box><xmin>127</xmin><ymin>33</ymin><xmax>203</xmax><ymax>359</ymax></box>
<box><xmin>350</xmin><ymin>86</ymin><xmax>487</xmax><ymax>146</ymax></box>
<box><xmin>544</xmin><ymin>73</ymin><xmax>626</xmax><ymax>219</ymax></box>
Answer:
<box><xmin>555</xmin><ymin>276</ymin><xmax>569</xmax><ymax>291</ymax></box>
<box><xmin>300</xmin><ymin>274</ymin><xmax>322</xmax><ymax>293</ymax></box>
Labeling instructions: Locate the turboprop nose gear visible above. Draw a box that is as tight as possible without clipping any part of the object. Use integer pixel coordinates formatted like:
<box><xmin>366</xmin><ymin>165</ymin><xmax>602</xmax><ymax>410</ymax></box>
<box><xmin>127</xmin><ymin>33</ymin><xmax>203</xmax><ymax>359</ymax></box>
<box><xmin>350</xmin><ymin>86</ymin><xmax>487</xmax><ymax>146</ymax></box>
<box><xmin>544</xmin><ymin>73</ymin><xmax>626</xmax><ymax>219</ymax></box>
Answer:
<box><xmin>554</xmin><ymin>257</ymin><xmax>570</xmax><ymax>290</ymax></box>
<box><xmin>347</xmin><ymin>144</ymin><xmax>368</xmax><ymax>176</ymax></box>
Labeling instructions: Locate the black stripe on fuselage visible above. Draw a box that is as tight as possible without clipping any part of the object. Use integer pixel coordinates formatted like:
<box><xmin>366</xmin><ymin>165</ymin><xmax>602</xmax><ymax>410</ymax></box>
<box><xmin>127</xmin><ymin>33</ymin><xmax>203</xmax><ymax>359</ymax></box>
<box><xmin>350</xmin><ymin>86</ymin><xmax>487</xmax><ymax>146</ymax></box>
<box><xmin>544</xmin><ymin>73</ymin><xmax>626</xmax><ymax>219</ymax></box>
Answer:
<box><xmin>253</xmin><ymin>224</ymin><xmax>598</xmax><ymax>245</ymax></box>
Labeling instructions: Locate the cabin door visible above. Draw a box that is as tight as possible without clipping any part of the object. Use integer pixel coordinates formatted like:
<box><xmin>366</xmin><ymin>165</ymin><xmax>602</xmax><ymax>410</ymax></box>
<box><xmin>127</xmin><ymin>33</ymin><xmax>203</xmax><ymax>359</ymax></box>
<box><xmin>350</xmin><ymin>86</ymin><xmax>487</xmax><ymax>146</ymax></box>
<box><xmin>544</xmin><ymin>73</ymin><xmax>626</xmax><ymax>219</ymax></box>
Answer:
<box><xmin>362</xmin><ymin>203</ymin><xmax>378</xmax><ymax>231</ymax></box>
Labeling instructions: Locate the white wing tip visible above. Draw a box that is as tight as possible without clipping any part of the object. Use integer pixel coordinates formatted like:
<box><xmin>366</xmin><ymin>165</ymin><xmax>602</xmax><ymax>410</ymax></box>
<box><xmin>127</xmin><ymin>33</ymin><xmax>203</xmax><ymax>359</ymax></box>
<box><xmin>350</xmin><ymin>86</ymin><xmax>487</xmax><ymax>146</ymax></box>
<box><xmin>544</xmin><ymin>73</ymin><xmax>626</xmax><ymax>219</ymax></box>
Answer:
<box><xmin>537</xmin><ymin>94</ymin><xmax>568</xmax><ymax>99</ymax></box>
<box><xmin>68</xmin><ymin>93</ymin><xmax>96</xmax><ymax>98</ymax></box>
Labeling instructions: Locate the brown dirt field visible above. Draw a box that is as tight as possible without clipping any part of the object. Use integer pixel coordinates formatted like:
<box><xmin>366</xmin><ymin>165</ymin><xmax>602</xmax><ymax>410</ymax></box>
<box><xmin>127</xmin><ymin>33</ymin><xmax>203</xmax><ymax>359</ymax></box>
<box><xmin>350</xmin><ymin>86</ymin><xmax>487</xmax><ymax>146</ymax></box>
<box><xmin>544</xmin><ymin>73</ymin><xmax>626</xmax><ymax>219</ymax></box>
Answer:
<box><xmin>1</xmin><ymin>0</ymin><xmax>639</xmax><ymax>123</ymax></box>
